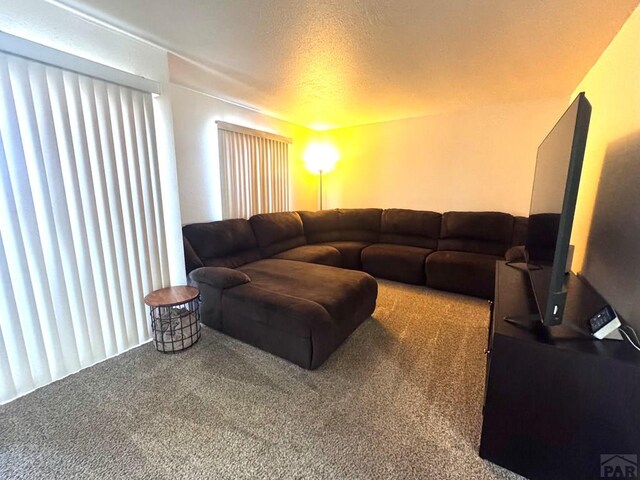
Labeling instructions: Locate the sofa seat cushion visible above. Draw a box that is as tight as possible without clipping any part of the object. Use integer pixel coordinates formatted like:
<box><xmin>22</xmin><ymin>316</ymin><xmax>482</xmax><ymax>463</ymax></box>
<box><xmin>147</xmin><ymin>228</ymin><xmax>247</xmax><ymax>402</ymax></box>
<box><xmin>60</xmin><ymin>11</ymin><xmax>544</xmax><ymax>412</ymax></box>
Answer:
<box><xmin>425</xmin><ymin>251</ymin><xmax>501</xmax><ymax>299</ymax></box>
<box><xmin>318</xmin><ymin>241</ymin><xmax>371</xmax><ymax>270</ymax></box>
<box><xmin>236</xmin><ymin>259</ymin><xmax>375</xmax><ymax>328</ymax></box>
<box><xmin>272</xmin><ymin>245</ymin><xmax>341</xmax><ymax>267</ymax></box>
<box><xmin>361</xmin><ymin>243</ymin><xmax>433</xmax><ymax>285</ymax></box>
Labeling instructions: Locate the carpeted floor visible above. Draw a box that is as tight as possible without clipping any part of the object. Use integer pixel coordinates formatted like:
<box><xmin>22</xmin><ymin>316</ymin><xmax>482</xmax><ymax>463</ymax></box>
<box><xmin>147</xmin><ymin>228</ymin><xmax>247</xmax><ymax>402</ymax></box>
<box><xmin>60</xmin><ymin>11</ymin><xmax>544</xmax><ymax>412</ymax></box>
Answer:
<box><xmin>0</xmin><ymin>280</ymin><xmax>523</xmax><ymax>479</ymax></box>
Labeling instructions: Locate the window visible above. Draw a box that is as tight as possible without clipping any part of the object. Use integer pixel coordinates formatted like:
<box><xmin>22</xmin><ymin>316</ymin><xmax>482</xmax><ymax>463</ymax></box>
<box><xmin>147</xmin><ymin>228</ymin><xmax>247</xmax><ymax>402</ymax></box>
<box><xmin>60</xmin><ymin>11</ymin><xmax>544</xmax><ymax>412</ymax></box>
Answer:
<box><xmin>217</xmin><ymin>121</ymin><xmax>291</xmax><ymax>219</ymax></box>
<box><xmin>0</xmin><ymin>33</ymin><xmax>169</xmax><ymax>404</ymax></box>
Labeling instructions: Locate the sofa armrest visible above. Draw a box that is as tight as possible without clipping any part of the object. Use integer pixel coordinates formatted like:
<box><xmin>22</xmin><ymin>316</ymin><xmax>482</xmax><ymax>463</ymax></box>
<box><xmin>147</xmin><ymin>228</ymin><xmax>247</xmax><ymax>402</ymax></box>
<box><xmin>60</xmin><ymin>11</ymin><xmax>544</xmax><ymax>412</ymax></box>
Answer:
<box><xmin>189</xmin><ymin>267</ymin><xmax>251</xmax><ymax>289</ymax></box>
<box><xmin>183</xmin><ymin>235</ymin><xmax>204</xmax><ymax>274</ymax></box>
<box><xmin>189</xmin><ymin>267</ymin><xmax>251</xmax><ymax>330</ymax></box>
<box><xmin>505</xmin><ymin>245</ymin><xmax>526</xmax><ymax>263</ymax></box>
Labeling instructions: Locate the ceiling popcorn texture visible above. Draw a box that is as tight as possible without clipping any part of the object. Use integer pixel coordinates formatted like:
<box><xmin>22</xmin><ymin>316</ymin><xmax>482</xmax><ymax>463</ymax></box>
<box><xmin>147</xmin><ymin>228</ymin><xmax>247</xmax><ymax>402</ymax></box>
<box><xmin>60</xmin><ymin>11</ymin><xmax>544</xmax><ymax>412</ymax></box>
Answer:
<box><xmin>57</xmin><ymin>0</ymin><xmax>638</xmax><ymax>129</ymax></box>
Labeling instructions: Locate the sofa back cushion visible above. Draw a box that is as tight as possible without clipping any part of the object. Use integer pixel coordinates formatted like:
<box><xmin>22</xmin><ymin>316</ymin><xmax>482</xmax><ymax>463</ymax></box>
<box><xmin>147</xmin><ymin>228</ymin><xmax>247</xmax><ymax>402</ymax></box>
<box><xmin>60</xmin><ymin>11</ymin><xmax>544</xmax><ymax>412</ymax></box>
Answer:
<box><xmin>298</xmin><ymin>209</ymin><xmax>341</xmax><ymax>243</ymax></box>
<box><xmin>182</xmin><ymin>219</ymin><xmax>260</xmax><ymax>269</ymax></box>
<box><xmin>336</xmin><ymin>208</ymin><xmax>382</xmax><ymax>242</ymax></box>
<box><xmin>438</xmin><ymin>211</ymin><xmax>514</xmax><ymax>256</ymax></box>
<box><xmin>298</xmin><ymin>208</ymin><xmax>382</xmax><ymax>243</ymax></box>
<box><xmin>512</xmin><ymin>216</ymin><xmax>529</xmax><ymax>246</ymax></box>
<box><xmin>249</xmin><ymin>211</ymin><xmax>307</xmax><ymax>257</ymax></box>
<box><xmin>380</xmin><ymin>208</ymin><xmax>441</xmax><ymax>248</ymax></box>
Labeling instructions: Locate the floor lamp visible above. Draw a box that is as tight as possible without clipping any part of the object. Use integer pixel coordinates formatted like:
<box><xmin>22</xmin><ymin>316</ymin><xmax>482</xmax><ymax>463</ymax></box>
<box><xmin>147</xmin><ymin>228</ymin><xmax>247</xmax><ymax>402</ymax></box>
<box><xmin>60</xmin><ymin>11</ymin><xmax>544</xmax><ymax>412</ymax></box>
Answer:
<box><xmin>319</xmin><ymin>168</ymin><xmax>324</xmax><ymax>210</ymax></box>
<box><xmin>303</xmin><ymin>143</ymin><xmax>339</xmax><ymax>211</ymax></box>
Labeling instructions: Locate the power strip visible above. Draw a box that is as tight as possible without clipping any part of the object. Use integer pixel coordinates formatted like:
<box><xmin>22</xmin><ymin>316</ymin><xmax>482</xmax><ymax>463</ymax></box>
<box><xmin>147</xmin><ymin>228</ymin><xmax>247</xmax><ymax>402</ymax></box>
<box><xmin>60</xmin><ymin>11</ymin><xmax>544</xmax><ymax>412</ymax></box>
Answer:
<box><xmin>589</xmin><ymin>305</ymin><xmax>623</xmax><ymax>341</ymax></box>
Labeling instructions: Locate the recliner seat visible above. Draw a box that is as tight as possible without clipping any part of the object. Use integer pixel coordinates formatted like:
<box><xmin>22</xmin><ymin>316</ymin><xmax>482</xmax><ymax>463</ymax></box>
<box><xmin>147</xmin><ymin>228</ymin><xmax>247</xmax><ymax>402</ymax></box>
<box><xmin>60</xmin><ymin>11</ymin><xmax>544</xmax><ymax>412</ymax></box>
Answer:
<box><xmin>425</xmin><ymin>211</ymin><xmax>516</xmax><ymax>298</ymax></box>
<box><xmin>361</xmin><ymin>208</ymin><xmax>441</xmax><ymax>285</ymax></box>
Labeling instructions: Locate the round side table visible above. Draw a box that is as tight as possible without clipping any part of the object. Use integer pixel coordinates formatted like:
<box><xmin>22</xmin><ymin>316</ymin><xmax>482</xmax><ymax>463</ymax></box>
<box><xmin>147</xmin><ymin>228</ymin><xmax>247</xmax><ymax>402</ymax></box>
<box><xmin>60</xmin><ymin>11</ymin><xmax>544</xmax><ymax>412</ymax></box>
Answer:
<box><xmin>144</xmin><ymin>286</ymin><xmax>201</xmax><ymax>353</ymax></box>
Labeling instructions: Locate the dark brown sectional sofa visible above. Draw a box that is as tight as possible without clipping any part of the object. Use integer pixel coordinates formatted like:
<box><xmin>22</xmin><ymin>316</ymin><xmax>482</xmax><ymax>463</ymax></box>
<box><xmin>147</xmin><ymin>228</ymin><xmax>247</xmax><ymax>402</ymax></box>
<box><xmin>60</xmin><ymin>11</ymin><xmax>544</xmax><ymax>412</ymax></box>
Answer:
<box><xmin>183</xmin><ymin>208</ymin><xmax>527</xmax><ymax>369</ymax></box>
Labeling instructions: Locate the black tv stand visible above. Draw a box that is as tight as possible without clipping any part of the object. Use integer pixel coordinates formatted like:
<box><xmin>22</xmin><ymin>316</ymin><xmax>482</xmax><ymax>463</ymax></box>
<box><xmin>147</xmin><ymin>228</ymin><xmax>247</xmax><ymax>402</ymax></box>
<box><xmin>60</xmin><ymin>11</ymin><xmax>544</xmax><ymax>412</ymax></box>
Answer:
<box><xmin>504</xmin><ymin>313</ymin><xmax>593</xmax><ymax>340</ymax></box>
<box><xmin>480</xmin><ymin>262</ymin><xmax>640</xmax><ymax>480</ymax></box>
<box><xmin>503</xmin><ymin>314</ymin><xmax>541</xmax><ymax>328</ymax></box>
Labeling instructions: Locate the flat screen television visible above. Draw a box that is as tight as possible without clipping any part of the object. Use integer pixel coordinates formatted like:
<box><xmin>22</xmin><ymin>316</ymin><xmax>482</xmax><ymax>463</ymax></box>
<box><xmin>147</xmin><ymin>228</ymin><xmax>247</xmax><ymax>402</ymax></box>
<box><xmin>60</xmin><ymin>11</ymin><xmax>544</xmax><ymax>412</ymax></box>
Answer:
<box><xmin>525</xmin><ymin>92</ymin><xmax>591</xmax><ymax>326</ymax></box>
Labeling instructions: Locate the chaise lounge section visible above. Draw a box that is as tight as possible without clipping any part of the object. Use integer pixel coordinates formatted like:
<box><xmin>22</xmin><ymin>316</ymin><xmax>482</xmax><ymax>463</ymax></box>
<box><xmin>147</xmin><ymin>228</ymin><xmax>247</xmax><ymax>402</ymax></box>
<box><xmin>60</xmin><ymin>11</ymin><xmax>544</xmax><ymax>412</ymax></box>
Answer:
<box><xmin>183</xmin><ymin>218</ymin><xmax>377</xmax><ymax>369</ymax></box>
<box><xmin>184</xmin><ymin>208</ymin><xmax>527</xmax><ymax>369</ymax></box>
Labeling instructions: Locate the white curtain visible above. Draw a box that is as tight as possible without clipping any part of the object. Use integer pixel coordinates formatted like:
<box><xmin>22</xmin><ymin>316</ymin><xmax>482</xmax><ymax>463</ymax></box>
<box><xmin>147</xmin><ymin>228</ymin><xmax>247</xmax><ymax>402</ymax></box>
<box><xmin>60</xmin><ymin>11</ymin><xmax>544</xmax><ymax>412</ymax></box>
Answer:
<box><xmin>0</xmin><ymin>51</ymin><xmax>169</xmax><ymax>404</ymax></box>
<box><xmin>218</xmin><ymin>122</ymin><xmax>290</xmax><ymax>219</ymax></box>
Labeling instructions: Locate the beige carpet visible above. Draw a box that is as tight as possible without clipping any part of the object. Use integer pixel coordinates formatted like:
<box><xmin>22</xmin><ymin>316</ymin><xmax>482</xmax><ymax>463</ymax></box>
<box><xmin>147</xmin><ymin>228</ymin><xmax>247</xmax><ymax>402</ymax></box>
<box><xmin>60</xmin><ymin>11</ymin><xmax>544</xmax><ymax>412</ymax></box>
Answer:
<box><xmin>0</xmin><ymin>280</ymin><xmax>522</xmax><ymax>479</ymax></box>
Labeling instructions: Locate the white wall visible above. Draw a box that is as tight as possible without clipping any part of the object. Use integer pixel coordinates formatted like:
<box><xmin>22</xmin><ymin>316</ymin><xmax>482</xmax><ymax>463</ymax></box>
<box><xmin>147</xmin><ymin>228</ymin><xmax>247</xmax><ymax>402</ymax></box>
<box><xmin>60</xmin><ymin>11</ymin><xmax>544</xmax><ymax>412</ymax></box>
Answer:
<box><xmin>321</xmin><ymin>97</ymin><xmax>568</xmax><ymax>216</ymax></box>
<box><xmin>0</xmin><ymin>0</ymin><xmax>162</xmax><ymax>79</ymax></box>
<box><xmin>570</xmin><ymin>3</ymin><xmax>640</xmax><ymax>328</ymax></box>
<box><xmin>0</xmin><ymin>0</ymin><xmax>185</xmax><ymax>283</ymax></box>
<box><xmin>169</xmin><ymin>55</ymin><xmax>317</xmax><ymax>225</ymax></box>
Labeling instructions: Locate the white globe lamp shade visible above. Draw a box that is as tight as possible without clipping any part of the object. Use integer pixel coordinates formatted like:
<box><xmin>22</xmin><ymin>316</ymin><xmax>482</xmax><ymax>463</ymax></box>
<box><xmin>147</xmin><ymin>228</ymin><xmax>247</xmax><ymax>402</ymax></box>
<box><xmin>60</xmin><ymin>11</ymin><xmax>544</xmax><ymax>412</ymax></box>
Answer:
<box><xmin>303</xmin><ymin>143</ymin><xmax>339</xmax><ymax>174</ymax></box>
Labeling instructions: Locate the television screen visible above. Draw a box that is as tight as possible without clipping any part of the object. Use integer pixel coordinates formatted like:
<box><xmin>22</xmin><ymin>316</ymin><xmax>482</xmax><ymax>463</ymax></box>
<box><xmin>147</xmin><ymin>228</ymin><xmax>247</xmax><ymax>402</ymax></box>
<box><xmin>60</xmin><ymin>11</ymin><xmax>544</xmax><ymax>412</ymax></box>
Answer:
<box><xmin>526</xmin><ymin>92</ymin><xmax>591</xmax><ymax>326</ymax></box>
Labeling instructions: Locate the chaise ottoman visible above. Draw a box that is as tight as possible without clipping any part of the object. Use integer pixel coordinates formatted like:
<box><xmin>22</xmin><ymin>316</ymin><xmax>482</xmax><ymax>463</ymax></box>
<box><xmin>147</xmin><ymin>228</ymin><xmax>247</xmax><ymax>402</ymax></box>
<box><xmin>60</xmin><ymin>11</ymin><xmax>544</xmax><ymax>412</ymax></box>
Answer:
<box><xmin>190</xmin><ymin>259</ymin><xmax>377</xmax><ymax>369</ymax></box>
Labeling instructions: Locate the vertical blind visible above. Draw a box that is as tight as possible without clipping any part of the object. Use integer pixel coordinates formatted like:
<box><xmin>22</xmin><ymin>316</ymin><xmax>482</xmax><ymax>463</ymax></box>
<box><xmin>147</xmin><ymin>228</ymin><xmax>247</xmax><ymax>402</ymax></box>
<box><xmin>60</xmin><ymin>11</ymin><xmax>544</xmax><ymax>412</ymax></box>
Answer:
<box><xmin>217</xmin><ymin>122</ymin><xmax>290</xmax><ymax>219</ymax></box>
<box><xmin>0</xmin><ymin>50</ymin><xmax>169</xmax><ymax>404</ymax></box>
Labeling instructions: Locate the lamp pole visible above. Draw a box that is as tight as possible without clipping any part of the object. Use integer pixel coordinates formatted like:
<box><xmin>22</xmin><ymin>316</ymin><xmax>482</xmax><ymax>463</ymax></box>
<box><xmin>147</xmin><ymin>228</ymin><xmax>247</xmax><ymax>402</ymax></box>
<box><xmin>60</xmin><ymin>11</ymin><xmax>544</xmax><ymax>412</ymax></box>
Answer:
<box><xmin>319</xmin><ymin>169</ymin><xmax>323</xmax><ymax>210</ymax></box>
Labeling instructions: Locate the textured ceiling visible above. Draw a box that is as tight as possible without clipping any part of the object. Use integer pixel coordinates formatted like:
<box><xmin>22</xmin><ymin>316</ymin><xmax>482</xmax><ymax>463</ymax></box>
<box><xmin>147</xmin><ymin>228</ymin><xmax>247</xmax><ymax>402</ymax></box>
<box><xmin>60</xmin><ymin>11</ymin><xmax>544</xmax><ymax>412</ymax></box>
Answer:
<box><xmin>56</xmin><ymin>0</ymin><xmax>638</xmax><ymax>129</ymax></box>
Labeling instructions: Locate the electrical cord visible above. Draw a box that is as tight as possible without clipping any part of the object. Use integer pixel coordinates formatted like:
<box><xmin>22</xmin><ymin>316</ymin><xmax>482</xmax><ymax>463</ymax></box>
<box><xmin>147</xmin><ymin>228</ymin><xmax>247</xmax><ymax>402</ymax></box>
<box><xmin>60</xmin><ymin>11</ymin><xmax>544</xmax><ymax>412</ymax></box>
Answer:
<box><xmin>625</xmin><ymin>324</ymin><xmax>640</xmax><ymax>344</ymax></box>
<box><xmin>619</xmin><ymin>326</ymin><xmax>640</xmax><ymax>352</ymax></box>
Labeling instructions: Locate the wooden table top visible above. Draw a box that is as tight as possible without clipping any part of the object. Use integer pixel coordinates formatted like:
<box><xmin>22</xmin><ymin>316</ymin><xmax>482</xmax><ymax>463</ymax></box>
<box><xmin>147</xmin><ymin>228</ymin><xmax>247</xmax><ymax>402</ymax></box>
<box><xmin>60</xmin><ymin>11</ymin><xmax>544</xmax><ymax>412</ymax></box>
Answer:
<box><xmin>144</xmin><ymin>286</ymin><xmax>199</xmax><ymax>307</ymax></box>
